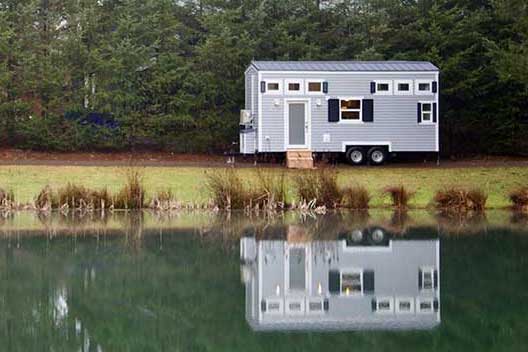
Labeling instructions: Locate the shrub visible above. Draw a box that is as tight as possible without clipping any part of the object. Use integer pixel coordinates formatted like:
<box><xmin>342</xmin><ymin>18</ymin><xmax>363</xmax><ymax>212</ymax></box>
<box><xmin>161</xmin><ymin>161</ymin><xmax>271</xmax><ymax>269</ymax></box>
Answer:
<box><xmin>205</xmin><ymin>169</ymin><xmax>249</xmax><ymax>209</ymax></box>
<box><xmin>341</xmin><ymin>186</ymin><xmax>370</xmax><ymax>209</ymax></box>
<box><xmin>383</xmin><ymin>185</ymin><xmax>415</xmax><ymax>209</ymax></box>
<box><xmin>293</xmin><ymin>168</ymin><xmax>341</xmax><ymax>208</ymax></box>
<box><xmin>115</xmin><ymin>171</ymin><xmax>146</xmax><ymax>209</ymax></box>
<box><xmin>509</xmin><ymin>186</ymin><xmax>528</xmax><ymax>211</ymax></box>
<box><xmin>255</xmin><ymin>168</ymin><xmax>287</xmax><ymax>209</ymax></box>
<box><xmin>434</xmin><ymin>187</ymin><xmax>487</xmax><ymax>211</ymax></box>
<box><xmin>0</xmin><ymin>188</ymin><xmax>15</xmax><ymax>208</ymax></box>
<box><xmin>35</xmin><ymin>185</ymin><xmax>55</xmax><ymax>210</ymax></box>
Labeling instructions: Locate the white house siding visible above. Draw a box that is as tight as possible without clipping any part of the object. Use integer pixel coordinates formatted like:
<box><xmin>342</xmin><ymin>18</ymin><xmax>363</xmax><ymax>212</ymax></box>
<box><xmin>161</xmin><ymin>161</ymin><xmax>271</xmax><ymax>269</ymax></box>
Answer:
<box><xmin>258</xmin><ymin>72</ymin><xmax>438</xmax><ymax>152</ymax></box>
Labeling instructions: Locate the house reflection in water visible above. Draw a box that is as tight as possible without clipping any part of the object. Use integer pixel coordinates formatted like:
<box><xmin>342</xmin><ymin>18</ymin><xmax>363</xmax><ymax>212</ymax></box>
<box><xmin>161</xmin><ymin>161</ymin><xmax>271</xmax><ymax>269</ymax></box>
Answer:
<box><xmin>240</xmin><ymin>225</ymin><xmax>440</xmax><ymax>331</ymax></box>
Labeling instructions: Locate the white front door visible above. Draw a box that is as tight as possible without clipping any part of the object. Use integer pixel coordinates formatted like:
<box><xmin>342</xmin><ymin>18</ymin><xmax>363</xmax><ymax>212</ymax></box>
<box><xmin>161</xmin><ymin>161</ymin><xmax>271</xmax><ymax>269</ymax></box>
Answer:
<box><xmin>286</xmin><ymin>101</ymin><xmax>309</xmax><ymax>148</ymax></box>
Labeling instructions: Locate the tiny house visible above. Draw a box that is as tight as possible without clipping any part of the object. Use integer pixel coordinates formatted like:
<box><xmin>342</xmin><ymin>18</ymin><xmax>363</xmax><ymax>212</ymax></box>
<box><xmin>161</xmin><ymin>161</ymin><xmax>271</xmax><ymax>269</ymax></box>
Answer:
<box><xmin>240</xmin><ymin>229</ymin><xmax>440</xmax><ymax>331</ymax></box>
<box><xmin>240</xmin><ymin>61</ymin><xmax>439</xmax><ymax>165</ymax></box>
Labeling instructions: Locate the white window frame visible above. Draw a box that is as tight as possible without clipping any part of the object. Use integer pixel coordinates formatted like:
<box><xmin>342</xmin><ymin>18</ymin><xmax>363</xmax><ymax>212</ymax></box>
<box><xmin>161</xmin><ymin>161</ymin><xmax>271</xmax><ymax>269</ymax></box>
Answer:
<box><xmin>338</xmin><ymin>97</ymin><xmax>363</xmax><ymax>124</ymax></box>
<box><xmin>340</xmin><ymin>268</ymin><xmax>363</xmax><ymax>296</ymax></box>
<box><xmin>306</xmin><ymin>298</ymin><xmax>325</xmax><ymax>314</ymax></box>
<box><xmin>394</xmin><ymin>79</ymin><xmax>413</xmax><ymax>95</ymax></box>
<box><xmin>264</xmin><ymin>80</ymin><xmax>282</xmax><ymax>95</ymax></box>
<box><xmin>285</xmin><ymin>79</ymin><xmax>304</xmax><ymax>95</ymax></box>
<box><xmin>305</xmin><ymin>79</ymin><xmax>324</xmax><ymax>95</ymax></box>
<box><xmin>417</xmin><ymin>298</ymin><xmax>435</xmax><ymax>314</ymax></box>
<box><xmin>375</xmin><ymin>297</ymin><xmax>394</xmax><ymax>314</ymax></box>
<box><xmin>415</xmin><ymin>79</ymin><xmax>434</xmax><ymax>95</ymax></box>
<box><xmin>419</xmin><ymin>102</ymin><xmax>435</xmax><ymax>125</ymax></box>
<box><xmin>420</xmin><ymin>266</ymin><xmax>435</xmax><ymax>290</ymax></box>
<box><xmin>395</xmin><ymin>297</ymin><xmax>415</xmax><ymax>314</ymax></box>
<box><xmin>285</xmin><ymin>298</ymin><xmax>305</xmax><ymax>315</ymax></box>
<box><xmin>374</xmin><ymin>80</ymin><xmax>393</xmax><ymax>95</ymax></box>
<box><xmin>265</xmin><ymin>298</ymin><xmax>284</xmax><ymax>315</ymax></box>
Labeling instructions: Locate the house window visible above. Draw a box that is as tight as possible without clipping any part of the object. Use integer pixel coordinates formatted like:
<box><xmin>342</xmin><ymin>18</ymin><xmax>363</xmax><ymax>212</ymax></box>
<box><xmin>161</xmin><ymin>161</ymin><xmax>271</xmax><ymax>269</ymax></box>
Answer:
<box><xmin>395</xmin><ymin>80</ymin><xmax>413</xmax><ymax>95</ymax></box>
<box><xmin>307</xmin><ymin>299</ymin><xmax>324</xmax><ymax>314</ymax></box>
<box><xmin>396</xmin><ymin>297</ymin><xmax>414</xmax><ymax>314</ymax></box>
<box><xmin>415</xmin><ymin>80</ymin><xmax>433</xmax><ymax>94</ymax></box>
<box><xmin>420</xmin><ymin>103</ymin><xmax>434</xmax><ymax>123</ymax></box>
<box><xmin>341</xmin><ymin>270</ymin><xmax>362</xmax><ymax>295</ymax></box>
<box><xmin>374</xmin><ymin>80</ymin><xmax>393</xmax><ymax>95</ymax></box>
<box><xmin>306</xmin><ymin>80</ymin><xmax>324</xmax><ymax>94</ymax></box>
<box><xmin>285</xmin><ymin>299</ymin><xmax>305</xmax><ymax>314</ymax></box>
<box><xmin>420</xmin><ymin>267</ymin><xmax>435</xmax><ymax>290</ymax></box>
<box><xmin>340</xmin><ymin>99</ymin><xmax>362</xmax><ymax>122</ymax></box>
<box><xmin>265</xmin><ymin>299</ymin><xmax>283</xmax><ymax>314</ymax></box>
<box><xmin>376</xmin><ymin>297</ymin><xmax>394</xmax><ymax>314</ymax></box>
<box><xmin>417</xmin><ymin>298</ymin><xmax>434</xmax><ymax>313</ymax></box>
<box><xmin>285</xmin><ymin>79</ymin><xmax>303</xmax><ymax>95</ymax></box>
<box><xmin>265</xmin><ymin>80</ymin><xmax>282</xmax><ymax>94</ymax></box>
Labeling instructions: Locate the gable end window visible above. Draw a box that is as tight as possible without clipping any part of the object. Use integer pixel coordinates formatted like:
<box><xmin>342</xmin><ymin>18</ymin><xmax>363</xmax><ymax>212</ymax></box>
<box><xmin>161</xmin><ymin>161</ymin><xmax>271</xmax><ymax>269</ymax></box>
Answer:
<box><xmin>340</xmin><ymin>98</ymin><xmax>362</xmax><ymax>122</ymax></box>
<box><xmin>374</xmin><ymin>80</ymin><xmax>392</xmax><ymax>95</ymax></box>
<box><xmin>395</xmin><ymin>80</ymin><xmax>413</xmax><ymax>95</ymax></box>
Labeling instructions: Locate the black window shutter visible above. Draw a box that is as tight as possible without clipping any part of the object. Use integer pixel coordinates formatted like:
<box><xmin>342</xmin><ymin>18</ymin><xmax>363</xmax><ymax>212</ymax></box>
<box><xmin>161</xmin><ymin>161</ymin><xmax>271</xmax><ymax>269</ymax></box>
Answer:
<box><xmin>328</xmin><ymin>99</ymin><xmax>340</xmax><ymax>122</ymax></box>
<box><xmin>418</xmin><ymin>269</ymin><xmax>423</xmax><ymax>289</ymax></box>
<box><xmin>370</xmin><ymin>81</ymin><xmax>376</xmax><ymax>93</ymax></box>
<box><xmin>328</xmin><ymin>270</ymin><xmax>340</xmax><ymax>294</ymax></box>
<box><xmin>362</xmin><ymin>99</ymin><xmax>374</xmax><ymax>122</ymax></box>
<box><xmin>434</xmin><ymin>269</ymin><xmax>438</xmax><ymax>289</ymax></box>
<box><xmin>433</xmin><ymin>103</ymin><xmax>437</xmax><ymax>123</ymax></box>
<box><xmin>432</xmin><ymin>81</ymin><xmax>438</xmax><ymax>93</ymax></box>
<box><xmin>371</xmin><ymin>298</ymin><xmax>377</xmax><ymax>312</ymax></box>
<box><xmin>417</xmin><ymin>103</ymin><xmax>422</xmax><ymax>123</ymax></box>
<box><xmin>261</xmin><ymin>300</ymin><xmax>266</xmax><ymax>312</ymax></box>
<box><xmin>363</xmin><ymin>270</ymin><xmax>375</xmax><ymax>294</ymax></box>
<box><xmin>260</xmin><ymin>81</ymin><xmax>266</xmax><ymax>93</ymax></box>
<box><xmin>433</xmin><ymin>299</ymin><xmax>439</xmax><ymax>312</ymax></box>
<box><xmin>322</xmin><ymin>81</ymin><xmax>328</xmax><ymax>93</ymax></box>
<box><xmin>323</xmin><ymin>298</ymin><xmax>329</xmax><ymax>311</ymax></box>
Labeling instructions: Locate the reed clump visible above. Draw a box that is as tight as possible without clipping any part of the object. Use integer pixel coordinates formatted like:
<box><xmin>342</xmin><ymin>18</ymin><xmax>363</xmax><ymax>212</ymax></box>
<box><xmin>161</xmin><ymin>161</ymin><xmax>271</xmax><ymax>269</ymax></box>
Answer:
<box><xmin>35</xmin><ymin>185</ymin><xmax>55</xmax><ymax>210</ymax></box>
<box><xmin>293</xmin><ymin>168</ymin><xmax>341</xmax><ymax>208</ymax></box>
<box><xmin>150</xmin><ymin>189</ymin><xmax>178</xmax><ymax>210</ymax></box>
<box><xmin>115</xmin><ymin>171</ymin><xmax>145</xmax><ymax>209</ymax></box>
<box><xmin>254</xmin><ymin>168</ymin><xmax>287</xmax><ymax>209</ymax></box>
<box><xmin>56</xmin><ymin>183</ymin><xmax>112</xmax><ymax>209</ymax></box>
<box><xmin>509</xmin><ymin>186</ymin><xmax>528</xmax><ymax>212</ymax></box>
<box><xmin>205</xmin><ymin>169</ymin><xmax>250</xmax><ymax>209</ymax></box>
<box><xmin>0</xmin><ymin>188</ymin><xmax>15</xmax><ymax>209</ymax></box>
<box><xmin>383</xmin><ymin>185</ymin><xmax>415</xmax><ymax>209</ymax></box>
<box><xmin>434</xmin><ymin>187</ymin><xmax>487</xmax><ymax>212</ymax></box>
<box><xmin>340</xmin><ymin>185</ymin><xmax>370</xmax><ymax>209</ymax></box>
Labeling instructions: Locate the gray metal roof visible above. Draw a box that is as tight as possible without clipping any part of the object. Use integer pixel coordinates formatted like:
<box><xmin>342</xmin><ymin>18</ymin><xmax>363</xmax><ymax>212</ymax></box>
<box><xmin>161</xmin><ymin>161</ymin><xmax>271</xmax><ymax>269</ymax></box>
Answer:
<box><xmin>250</xmin><ymin>60</ymin><xmax>439</xmax><ymax>72</ymax></box>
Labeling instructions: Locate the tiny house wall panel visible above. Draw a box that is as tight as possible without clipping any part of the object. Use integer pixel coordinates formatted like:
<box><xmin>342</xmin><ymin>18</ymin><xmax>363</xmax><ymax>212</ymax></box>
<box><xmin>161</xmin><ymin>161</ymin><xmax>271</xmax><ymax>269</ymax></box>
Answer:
<box><xmin>240</xmin><ymin>61</ymin><xmax>440</xmax><ymax>157</ymax></box>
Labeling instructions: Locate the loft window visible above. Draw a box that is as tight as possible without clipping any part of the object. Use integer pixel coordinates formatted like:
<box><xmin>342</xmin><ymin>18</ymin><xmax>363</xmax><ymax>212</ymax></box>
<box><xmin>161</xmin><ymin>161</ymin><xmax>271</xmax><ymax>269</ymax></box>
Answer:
<box><xmin>340</xmin><ymin>99</ymin><xmax>362</xmax><ymax>122</ymax></box>
<box><xmin>396</xmin><ymin>297</ymin><xmax>414</xmax><ymax>313</ymax></box>
<box><xmin>374</xmin><ymin>80</ymin><xmax>392</xmax><ymax>95</ymax></box>
<box><xmin>341</xmin><ymin>270</ymin><xmax>362</xmax><ymax>295</ymax></box>
<box><xmin>288</xmin><ymin>83</ymin><xmax>300</xmax><ymax>91</ymax></box>
<box><xmin>308</xmin><ymin>82</ymin><xmax>322</xmax><ymax>92</ymax></box>
<box><xmin>415</xmin><ymin>80</ymin><xmax>433</xmax><ymax>94</ymax></box>
<box><xmin>395</xmin><ymin>80</ymin><xmax>413</xmax><ymax>95</ymax></box>
<box><xmin>417</xmin><ymin>298</ymin><xmax>434</xmax><ymax>313</ymax></box>
<box><xmin>376</xmin><ymin>297</ymin><xmax>394</xmax><ymax>314</ymax></box>
<box><xmin>268</xmin><ymin>83</ymin><xmax>279</xmax><ymax>91</ymax></box>
<box><xmin>285</xmin><ymin>79</ymin><xmax>303</xmax><ymax>95</ymax></box>
<box><xmin>419</xmin><ymin>83</ymin><xmax>430</xmax><ymax>91</ymax></box>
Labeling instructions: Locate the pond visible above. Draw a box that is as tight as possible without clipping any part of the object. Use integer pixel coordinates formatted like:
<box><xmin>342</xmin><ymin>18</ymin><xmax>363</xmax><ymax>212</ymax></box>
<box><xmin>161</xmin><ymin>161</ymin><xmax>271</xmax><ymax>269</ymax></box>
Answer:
<box><xmin>0</xmin><ymin>210</ymin><xmax>527</xmax><ymax>351</ymax></box>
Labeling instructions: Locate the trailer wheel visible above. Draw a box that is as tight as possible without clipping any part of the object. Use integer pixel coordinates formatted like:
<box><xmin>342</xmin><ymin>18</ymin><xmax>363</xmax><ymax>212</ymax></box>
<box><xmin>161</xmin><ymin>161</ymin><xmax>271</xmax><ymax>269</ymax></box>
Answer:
<box><xmin>346</xmin><ymin>147</ymin><xmax>365</xmax><ymax>165</ymax></box>
<box><xmin>368</xmin><ymin>147</ymin><xmax>386</xmax><ymax>165</ymax></box>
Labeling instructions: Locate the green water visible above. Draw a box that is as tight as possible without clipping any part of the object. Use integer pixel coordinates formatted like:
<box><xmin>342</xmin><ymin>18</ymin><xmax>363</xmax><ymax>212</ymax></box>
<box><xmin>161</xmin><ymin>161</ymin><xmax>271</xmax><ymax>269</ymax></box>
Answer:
<box><xmin>0</xmin><ymin>210</ymin><xmax>527</xmax><ymax>351</ymax></box>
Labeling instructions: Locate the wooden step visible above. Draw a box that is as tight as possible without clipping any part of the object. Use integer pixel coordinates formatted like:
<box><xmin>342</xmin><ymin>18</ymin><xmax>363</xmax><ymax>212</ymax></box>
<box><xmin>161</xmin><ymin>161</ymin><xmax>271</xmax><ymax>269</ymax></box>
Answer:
<box><xmin>286</xmin><ymin>149</ymin><xmax>314</xmax><ymax>169</ymax></box>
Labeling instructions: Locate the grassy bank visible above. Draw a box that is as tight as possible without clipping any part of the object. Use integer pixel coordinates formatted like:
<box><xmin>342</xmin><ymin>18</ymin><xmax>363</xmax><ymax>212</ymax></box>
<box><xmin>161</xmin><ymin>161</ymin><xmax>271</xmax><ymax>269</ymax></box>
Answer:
<box><xmin>0</xmin><ymin>165</ymin><xmax>527</xmax><ymax>208</ymax></box>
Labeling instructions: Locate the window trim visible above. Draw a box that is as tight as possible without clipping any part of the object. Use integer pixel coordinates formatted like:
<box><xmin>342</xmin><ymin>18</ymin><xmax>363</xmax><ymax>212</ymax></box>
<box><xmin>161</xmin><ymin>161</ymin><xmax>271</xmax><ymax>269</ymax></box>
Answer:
<box><xmin>306</xmin><ymin>79</ymin><xmax>325</xmax><ymax>95</ymax></box>
<box><xmin>419</xmin><ymin>102</ymin><xmax>435</xmax><ymax>125</ymax></box>
<box><xmin>264</xmin><ymin>80</ymin><xmax>282</xmax><ymax>95</ymax></box>
<box><xmin>340</xmin><ymin>268</ymin><xmax>364</xmax><ymax>296</ymax></box>
<box><xmin>417</xmin><ymin>298</ymin><xmax>435</xmax><ymax>314</ymax></box>
<box><xmin>375</xmin><ymin>296</ymin><xmax>395</xmax><ymax>314</ymax></box>
<box><xmin>394</xmin><ymin>79</ymin><xmax>413</xmax><ymax>95</ymax></box>
<box><xmin>374</xmin><ymin>80</ymin><xmax>393</xmax><ymax>95</ymax></box>
<box><xmin>285</xmin><ymin>79</ymin><xmax>304</xmax><ymax>95</ymax></box>
<box><xmin>419</xmin><ymin>266</ymin><xmax>435</xmax><ymax>290</ymax></box>
<box><xmin>285</xmin><ymin>298</ymin><xmax>305</xmax><ymax>315</ymax></box>
<box><xmin>265</xmin><ymin>298</ymin><xmax>284</xmax><ymax>315</ymax></box>
<box><xmin>395</xmin><ymin>297</ymin><xmax>415</xmax><ymax>314</ymax></box>
<box><xmin>338</xmin><ymin>97</ymin><xmax>363</xmax><ymax>124</ymax></box>
<box><xmin>415</xmin><ymin>79</ymin><xmax>434</xmax><ymax>95</ymax></box>
<box><xmin>307</xmin><ymin>298</ymin><xmax>325</xmax><ymax>314</ymax></box>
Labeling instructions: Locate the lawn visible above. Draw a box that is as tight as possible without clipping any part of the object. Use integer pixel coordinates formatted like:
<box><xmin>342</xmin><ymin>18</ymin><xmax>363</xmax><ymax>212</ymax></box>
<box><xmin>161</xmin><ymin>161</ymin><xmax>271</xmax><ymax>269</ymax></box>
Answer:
<box><xmin>0</xmin><ymin>165</ymin><xmax>527</xmax><ymax>208</ymax></box>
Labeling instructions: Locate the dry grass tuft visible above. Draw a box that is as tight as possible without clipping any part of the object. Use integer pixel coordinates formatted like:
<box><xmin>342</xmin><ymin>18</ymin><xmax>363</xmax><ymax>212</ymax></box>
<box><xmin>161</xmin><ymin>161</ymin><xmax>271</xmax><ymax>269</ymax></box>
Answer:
<box><xmin>293</xmin><ymin>168</ymin><xmax>341</xmax><ymax>208</ymax></box>
<box><xmin>0</xmin><ymin>188</ymin><xmax>15</xmax><ymax>208</ymax></box>
<box><xmin>115</xmin><ymin>171</ymin><xmax>146</xmax><ymax>209</ymax></box>
<box><xmin>434</xmin><ymin>187</ymin><xmax>487</xmax><ymax>212</ymax></box>
<box><xmin>340</xmin><ymin>185</ymin><xmax>370</xmax><ymax>209</ymax></box>
<box><xmin>205</xmin><ymin>169</ymin><xmax>249</xmax><ymax>209</ymax></box>
<box><xmin>383</xmin><ymin>185</ymin><xmax>415</xmax><ymax>209</ymax></box>
<box><xmin>35</xmin><ymin>185</ymin><xmax>55</xmax><ymax>210</ymax></box>
<box><xmin>254</xmin><ymin>168</ymin><xmax>287</xmax><ymax>209</ymax></box>
<box><xmin>509</xmin><ymin>186</ymin><xmax>528</xmax><ymax>211</ymax></box>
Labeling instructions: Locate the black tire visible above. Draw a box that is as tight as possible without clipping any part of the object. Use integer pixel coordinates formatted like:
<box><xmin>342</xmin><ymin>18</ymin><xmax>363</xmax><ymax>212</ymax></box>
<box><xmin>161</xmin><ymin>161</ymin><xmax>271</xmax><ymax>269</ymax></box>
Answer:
<box><xmin>346</xmin><ymin>147</ymin><xmax>365</xmax><ymax>165</ymax></box>
<box><xmin>368</xmin><ymin>147</ymin><xmax>387</xmax><ymax>165</ymax></box>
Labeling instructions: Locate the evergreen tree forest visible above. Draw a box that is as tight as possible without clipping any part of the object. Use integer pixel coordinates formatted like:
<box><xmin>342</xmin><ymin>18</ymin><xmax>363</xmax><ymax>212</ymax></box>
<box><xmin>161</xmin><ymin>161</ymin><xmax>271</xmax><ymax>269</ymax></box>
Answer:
<box><xmin>0</xmin><ymin>0</ymin><xmax>527</xmax><ymax>155</ymax></box>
